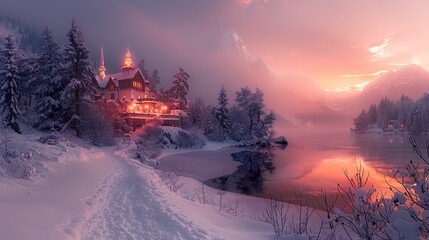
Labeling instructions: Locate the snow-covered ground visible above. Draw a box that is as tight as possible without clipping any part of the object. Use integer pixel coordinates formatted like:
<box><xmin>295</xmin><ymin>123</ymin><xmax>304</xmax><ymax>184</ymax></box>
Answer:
<box><xmin>0</xmin><ymin>132</ymin><xmax>275</xmax><ymax>239</ymax></box>
<box><xmin>1</xmin><ymin>130</ymin><xmax>331</xmax><ymax>239</ymax></box>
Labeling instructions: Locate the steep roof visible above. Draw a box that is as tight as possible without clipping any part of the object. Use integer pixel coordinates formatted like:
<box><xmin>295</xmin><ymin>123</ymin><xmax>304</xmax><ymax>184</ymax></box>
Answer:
<box><xmin>95</xmin><ymin>69</ymin><xmax>148</xmax><ymax>88</ymax></box>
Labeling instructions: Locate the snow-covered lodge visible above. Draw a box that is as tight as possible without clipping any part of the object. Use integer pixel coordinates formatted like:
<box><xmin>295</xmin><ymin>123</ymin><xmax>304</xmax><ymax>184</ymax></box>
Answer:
<box><xmin>94</xmin><ymin>48</ymin><xmax>179</xmax><ymax>129</ymax></box>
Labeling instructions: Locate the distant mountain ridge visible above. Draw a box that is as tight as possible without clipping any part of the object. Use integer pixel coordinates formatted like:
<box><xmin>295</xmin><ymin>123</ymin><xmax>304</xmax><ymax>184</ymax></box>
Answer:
<box><xmin>329</xmin><ymin>64</ymin><xmax>429</xmax><ymax>119</ymax></box>
<box><xmin>360</xmin><ymin>64</ymin><xmax>429</xmax><ymax>105</ymax></box>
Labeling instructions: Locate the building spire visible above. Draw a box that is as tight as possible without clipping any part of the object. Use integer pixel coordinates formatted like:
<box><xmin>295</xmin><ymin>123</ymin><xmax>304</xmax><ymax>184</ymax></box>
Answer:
<box><xmin>122</xmin><ymin>47</ymin><xmax>135</xmax><ymax>70</ymax></box>
<box><xmin>99</xmin><ymin>46</ymin><xmax>106</xmax><ymax>79</ymax></box>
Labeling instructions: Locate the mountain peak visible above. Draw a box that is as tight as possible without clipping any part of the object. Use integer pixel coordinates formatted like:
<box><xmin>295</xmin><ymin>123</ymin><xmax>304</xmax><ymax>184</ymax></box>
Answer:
<box><xmin>251</xmin><ymin>57</ymin><xmax>271</xmax><ymax>75</ymax></box>
<box><xmin>221</xmin><ymin>30</ymin><xmax>251</xmax><ymax>58</ymax></box>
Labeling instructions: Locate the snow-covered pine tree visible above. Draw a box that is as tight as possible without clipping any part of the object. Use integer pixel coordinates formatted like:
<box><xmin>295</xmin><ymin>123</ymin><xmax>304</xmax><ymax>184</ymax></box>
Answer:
<box><xmin>188</xmin><ymin>97</ymin><xmax>206</xmax><ymax>128</ymax></box>
<box><xmin>235</xmin><ymin>87</ymin><xmax>254</xmax><ymax>134</ymax></box>
<box><xmin>250</xmin><ymin>88</ymin><xmax>265</xmax><ymax>124</ymax></box>
<box><xmin>33</xmin><ymin>26</ymin><xmax>63</xmax><ymax>130</ymax></box>
<box><xmin>61</xmin><ymin>20</ymin><xmax>96</xmax><ymax>137</ymax></box>
<box><xmin>170</xmin><ymin>67</ymin><xmax>190</xmax><ymax>109</ymax></box>
<box><xmin>253</xmin><ymin>111</ymin><xmax>275</xmax><ymax>142</ymax></box>
<box><xmin>0</xmin><ymin>35</ymin><xmax>22</xmax><ymax>133</ymax></box>
<box><xmin>211</xmin><ymin>85</ymin><xmax>231</xmax><ymax>140</ymax></box>
<box><xmin>19</xmin><ymin>53</ymin><xmax>38</xmax><ymax>107</ymax></box>
<box><xmin>353</xmin><ymin>110</ymin><xmax>369</xmax><ymax>132</ymax></box>
<box><xmin>234</xmin><ymin>87</ymin><xmax>274</xmax><ymax>141</ymax></box>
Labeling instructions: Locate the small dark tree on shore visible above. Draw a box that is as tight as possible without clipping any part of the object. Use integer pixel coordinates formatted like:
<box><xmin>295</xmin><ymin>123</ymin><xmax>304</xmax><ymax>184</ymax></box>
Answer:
<box><xmin>208</xmin><ymin>85</ymin><xmax>232</xmax><ymax>141</ymax></box>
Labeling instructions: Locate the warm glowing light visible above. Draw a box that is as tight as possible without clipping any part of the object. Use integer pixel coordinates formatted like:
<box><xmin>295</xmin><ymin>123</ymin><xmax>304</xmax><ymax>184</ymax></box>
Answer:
<box><xmin>160</xmin><ymin>105</ymin><xmax>168</xmax><ymax>113</ymax></box>
<box><xmin>241</xmin><ymin>0</ymin><xmax>252</xmax><ymax>5</ymax></box>
<box><xmin>342</xmin><ymin>70</ymin><xmax>389</xmax><ymax>79</ymax></box>
<box><xmin>324</xmin><ymin>81</ymin><xmax>370</xmax><ymax>92</ymax></box>
<box><xmin>366</xmin><ymin>33</ymin><xmax>394</xmax><ymax>61</ymax></box>
<box><xmin>99</xmin><ymin>47</ymin><xmax>106</xmax><ymax>79</ymax></box>
<box><xmin>122</xmin><ymin>48</ymin><xmax>135</xmax><ymax>70</ymax></box>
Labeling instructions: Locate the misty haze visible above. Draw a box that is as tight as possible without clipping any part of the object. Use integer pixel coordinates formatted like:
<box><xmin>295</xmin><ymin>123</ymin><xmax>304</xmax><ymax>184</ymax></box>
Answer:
<box><xmin>1</xmin><ymin>1</ymin><xmax>429</xmax><ymax>239</ymax></box>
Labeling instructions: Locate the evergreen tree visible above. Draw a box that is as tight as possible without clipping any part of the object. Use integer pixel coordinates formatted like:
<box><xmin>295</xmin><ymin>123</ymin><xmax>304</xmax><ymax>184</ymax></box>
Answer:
<box><xmin>367</xmin><ymin>104</ymin><xmax>377</xmax><ymax>125</ymax></box>
<box><xmin>410</xmin><ymin>110</ymin><xmax>422</xmax><ymax>135</ymax></box>
<box><xmin>396</xmin><ymin>95</ymin><xmax>413</xmax><ymax>130</ymax></box>
<box><xmin>376</xmin><ymin>97</ymin><xmax>397</xmax><ymax>128</ymax></box>
<box><xmin>61</xmin><ymin>20</ymin><xmax>96</xmax><ymax>136</ymax></box>
<box><xmin>250</xmin><ymin>88</ymin><xmax>265</xmax><ymax>124</ymax></box>
<box><xmin>138</xmin><ymin>58</ymin><xmax>151</xmax><ymax>82</ymax></box>
<box><xmin>170</xmin><ymin>67</ymin><xmax>190</xmax><ymax>109</ymax></box>
<box><xmin>234</xmin><ymin>87</ymin><xmax>274</xmax><ymax>141</ymax></box>
<box><xmin>188</xmin><ymin>97</ymin><xmax>205</xmax><ymax>128</ymax></box>
<box><xmin>235</xmin><ymin>87</ymin><xmax>265</xmax><ymax>134</ymax></box>
<box><xmin>19</xmin><ymin>54</ymin><xmax>38</xmax><ymax>106</ymax></box>
<box><xmin>33</xmin><ymin>26</ymin><xmax>63</xmax><ymax>130</ymax></box>
<box><xmin>0</xmin><ymin>35</ymin><xmax>21</xmax><ymax>133</ymax></box>
<box><xmin>353</xmin><ymin>110</ymin><xmax>368</xmax><ymax>132</ymax></box>
<box><xmin>253</xmin><ymin>111</ymin><xmax>276</xmax><ymax>141</ymax></box>
<box><xmin>235</xmin><ymin>87</ymin><xmax>253</xmax><ymax>133</ymax></box>
<box><xmin>149</xmin><ymin>69</ymin><xmax>161</xmax><ymax>97</ymax></box>
<box><xmin>212</xmin><ymin>85</ymin><xmax>231</xmax><ymax>134</ymax></box>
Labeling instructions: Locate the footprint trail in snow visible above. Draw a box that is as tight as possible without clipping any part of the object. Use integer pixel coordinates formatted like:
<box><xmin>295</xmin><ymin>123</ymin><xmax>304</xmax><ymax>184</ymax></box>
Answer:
<box><xmin>77</xmin><ymin>150</ymin><xmax>209</xmax><ymax>240</ymax></box>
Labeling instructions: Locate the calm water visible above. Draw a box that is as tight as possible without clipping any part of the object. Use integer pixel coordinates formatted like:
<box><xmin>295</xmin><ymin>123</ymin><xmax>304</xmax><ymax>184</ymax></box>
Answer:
<box><xmin>208</xmin><ymin>129</ymin><xmax>429</xmax><ymax>206</ymax></box>
<box><xmin>266</xmin><ymin>133</ymin><xmax>418</xmax><ymax>198</ymax></box>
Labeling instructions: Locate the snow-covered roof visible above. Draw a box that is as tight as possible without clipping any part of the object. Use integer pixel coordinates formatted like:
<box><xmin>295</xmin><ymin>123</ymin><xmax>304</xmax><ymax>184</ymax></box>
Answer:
<box><xmin>95</xmin><ymin>68</ymin><xmax>148</xmax><ymax>88</ymax></box>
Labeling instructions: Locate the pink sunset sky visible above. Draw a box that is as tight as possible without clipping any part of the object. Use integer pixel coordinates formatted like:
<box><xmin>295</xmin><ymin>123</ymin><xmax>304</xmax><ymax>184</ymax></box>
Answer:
<box><xmin>1</xmin><ymin>0</ymin><xmax>428</xmax><ymax>92</ymax></box>
<box><xmin>236</xmin><ymin>0</ymin><xmax>429</xmax><ymax>91</ymax></box>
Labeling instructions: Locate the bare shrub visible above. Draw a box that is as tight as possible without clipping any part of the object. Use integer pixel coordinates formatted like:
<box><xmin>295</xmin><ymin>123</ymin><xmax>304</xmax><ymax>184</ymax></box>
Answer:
<box><xmin>157</xmin><ymin>162</ymin><xmax>182</xmax><ymax>192</ymax></box>
<box><xmin>333</xmin><ymin>159</ymin><xmax>404</xmax><ymax>239</ymax></box>
<box><xmin>289</xmin><ymin>191</ymin><xmax>316</xmax><ymax>237</ymax></box>
<box><xmin>194</xmin><ymin>183</ymin><xmax>214</xmax><ymax>205</ymax></box>
<box><xmin>0</xmin><ymin>149</ymin><xmax>35</xmax><ymax>179</ymax></box>
<box><xmin>223</xmin><ymin>194</ymin><xmax>241</xmax><ymax>217</ymax></box>
<box><xmin>258</xmin><ymin>193</ymin><xmax>290</xmax><ymax>238</ymax></box>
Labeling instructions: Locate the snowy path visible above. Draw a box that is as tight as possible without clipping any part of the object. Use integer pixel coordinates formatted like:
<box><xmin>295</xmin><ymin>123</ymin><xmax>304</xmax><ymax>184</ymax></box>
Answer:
<box><xmin>77</xmin><ymin>150</ymin><xmax>210</xmax><ymax>240</ymax></box>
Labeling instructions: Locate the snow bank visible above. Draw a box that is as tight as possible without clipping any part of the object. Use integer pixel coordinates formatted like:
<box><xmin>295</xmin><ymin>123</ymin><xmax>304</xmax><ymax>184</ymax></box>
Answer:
<box><xmin>135</xmin><ymin>126</ymin><xmax>206</xmax><ymax>150</ymax></box>
<box><xmin>0</xmin><ymin>130</ymin><xmax>115</xmax><ymax>239</ymax></box>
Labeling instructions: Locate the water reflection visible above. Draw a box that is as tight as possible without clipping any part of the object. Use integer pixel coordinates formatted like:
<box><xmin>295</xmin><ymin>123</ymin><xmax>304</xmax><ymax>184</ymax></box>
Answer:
<box><xmin>207</xmin><ymin>150</ymin><xmax>275</xmax><ymax>194</ymax></box>
<box><xmin>263</xmin><ymin>134</ymin><xmax>421</xmax><ymax>206</ymax></box>
<box><xmin>209</xmin><ymin>133</ymin><xmax>423</xmax><ymax>208</ymax></box>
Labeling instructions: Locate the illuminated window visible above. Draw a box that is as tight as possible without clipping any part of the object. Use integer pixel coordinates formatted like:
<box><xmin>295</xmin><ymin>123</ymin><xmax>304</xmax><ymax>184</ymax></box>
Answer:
<box><xmin>109</xmin><ymin>84</ymin><xmax>114</xmax><ymax>91</ymax></box>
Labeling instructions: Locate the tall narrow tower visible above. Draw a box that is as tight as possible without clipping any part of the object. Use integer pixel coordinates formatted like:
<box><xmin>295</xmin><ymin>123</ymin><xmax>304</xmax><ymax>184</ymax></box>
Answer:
<box><xmin>122</xmin><ymin>48</ymin><xmax>135</xmax><ymax>70</ymax></box>
<box><xmin>99</xmin><ymin>47</ymin><xmax>106</xmax><ymax>79</ymax></box>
